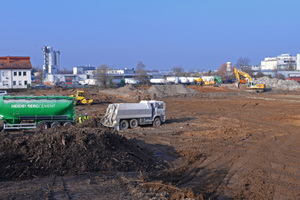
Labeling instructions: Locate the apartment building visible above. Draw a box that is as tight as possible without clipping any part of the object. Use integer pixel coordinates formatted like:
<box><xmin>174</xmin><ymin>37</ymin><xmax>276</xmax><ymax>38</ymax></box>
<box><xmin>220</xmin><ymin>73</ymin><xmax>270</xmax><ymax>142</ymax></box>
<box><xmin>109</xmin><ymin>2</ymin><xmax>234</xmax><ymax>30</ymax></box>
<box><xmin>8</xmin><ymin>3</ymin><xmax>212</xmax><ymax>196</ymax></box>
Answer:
<box><xmin>0</xmin><ymin>56</ymin><xmax>32</xmax><ymax>89</ymax></box>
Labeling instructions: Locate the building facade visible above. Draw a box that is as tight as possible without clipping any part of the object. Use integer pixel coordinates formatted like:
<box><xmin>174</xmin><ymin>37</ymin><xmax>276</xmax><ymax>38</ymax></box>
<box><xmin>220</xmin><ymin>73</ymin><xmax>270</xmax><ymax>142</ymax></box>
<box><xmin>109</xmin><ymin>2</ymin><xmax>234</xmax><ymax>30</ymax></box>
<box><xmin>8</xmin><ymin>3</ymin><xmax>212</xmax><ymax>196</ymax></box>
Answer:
<box><xmin>73</xmin><ymin>66</ymin><xmax>96</xmax><ymax>75</ymax></box>
<box><xmin>0</xmin><ymin>56</ymin><xmax>32</xmax><ymax>89</ymax></box>
<box><xmin>261</xmin><ymin>53</ymin><xmax>298</xmax><ymax>71</ymax></box>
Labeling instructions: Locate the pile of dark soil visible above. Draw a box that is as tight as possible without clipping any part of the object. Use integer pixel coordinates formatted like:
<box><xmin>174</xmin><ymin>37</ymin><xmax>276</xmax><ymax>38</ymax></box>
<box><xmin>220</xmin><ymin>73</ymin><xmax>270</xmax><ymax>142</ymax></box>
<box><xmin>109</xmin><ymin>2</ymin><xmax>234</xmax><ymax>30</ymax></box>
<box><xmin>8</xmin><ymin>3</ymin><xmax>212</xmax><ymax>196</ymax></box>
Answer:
<box><xmin>148</xmin><ymin>85</ymin><xmax>197</xmax><ymax>98</ymax></box>
<box><xmin>0</xmin><ymin>127</ymin><xmax>165</xmax><ymax>181</ymax></box>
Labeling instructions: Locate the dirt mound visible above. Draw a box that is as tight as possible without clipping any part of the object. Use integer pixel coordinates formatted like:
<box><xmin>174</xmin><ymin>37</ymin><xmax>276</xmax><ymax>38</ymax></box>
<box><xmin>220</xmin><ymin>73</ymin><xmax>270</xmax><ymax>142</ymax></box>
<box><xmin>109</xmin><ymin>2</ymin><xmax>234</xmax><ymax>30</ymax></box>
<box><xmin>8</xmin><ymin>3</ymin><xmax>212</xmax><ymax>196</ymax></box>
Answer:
<box><xmin>103</xmin><ymin>85</ymin><xmax>154</xmax><ymax>101</ymax></box>
<box><xmin>148</xmin><ymin>85</ymin><xmax>197</xmax><ymax>98</ymax></box>
<box><xmin>0</xmin><ymin>127</ymin><xmax>165</xmax><ymax>181</ymax></box>
<box><xmin>254</xmin><ymin>77</ymin><xmax>300</xmax><ymax>90</ymax></box>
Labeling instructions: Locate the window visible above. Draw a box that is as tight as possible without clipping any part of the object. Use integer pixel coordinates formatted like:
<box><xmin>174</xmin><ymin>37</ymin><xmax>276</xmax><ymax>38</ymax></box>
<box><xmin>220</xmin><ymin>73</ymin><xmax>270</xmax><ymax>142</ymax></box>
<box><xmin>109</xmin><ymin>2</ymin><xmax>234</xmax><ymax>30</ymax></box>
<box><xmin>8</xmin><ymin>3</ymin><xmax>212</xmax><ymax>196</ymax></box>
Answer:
<box><xmin>13</xmin><ymin>81</ymin><xmax>16</xmax><ymax>85</ymax></box>
<box><xmin>18</xmin><ymin>81</ymin><xmax>22</xmax><ymax>85</ymax></box>
<box><xmin>157</xmin><ymin>103</ymin><xmax>164</xmax><ymax>109</ymax></box>
<box><xmin>2</xmin><ymin>72</ymin><xmax>8</xmax><ymax>77</ymax></box>
<box><xmin>3</xmin><ymin>81</ymin><xmax>8</xmax><ymax>86</ymax></box>
<box><xmin>23</xmin><ymin>71</ymin><xmax>26</xmax><ymax>76</ymax></box>
<box><xmin>24</xmin><ymin>81</ymin><xmax>27</xmax><ymax>85</ymax></box>
<box><xmin>19</xmin><ymin>72</ymin><xmax>21</xmax><ymax>76</ymax></box>
<box><xmin>14</xmin><ymin>72</ymin><xmax>17</xmax><ymax>76</ymax></box>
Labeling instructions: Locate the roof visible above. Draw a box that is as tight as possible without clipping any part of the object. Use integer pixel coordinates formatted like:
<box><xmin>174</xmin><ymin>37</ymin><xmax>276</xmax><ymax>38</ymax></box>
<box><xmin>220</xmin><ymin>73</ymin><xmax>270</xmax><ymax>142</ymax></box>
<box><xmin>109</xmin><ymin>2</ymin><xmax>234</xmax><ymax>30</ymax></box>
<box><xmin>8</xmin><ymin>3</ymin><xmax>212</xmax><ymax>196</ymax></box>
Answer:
<box><xmin>0</xmin><ymin>56</ymin><xmax>32</xmax><ymax>70</ymax></box>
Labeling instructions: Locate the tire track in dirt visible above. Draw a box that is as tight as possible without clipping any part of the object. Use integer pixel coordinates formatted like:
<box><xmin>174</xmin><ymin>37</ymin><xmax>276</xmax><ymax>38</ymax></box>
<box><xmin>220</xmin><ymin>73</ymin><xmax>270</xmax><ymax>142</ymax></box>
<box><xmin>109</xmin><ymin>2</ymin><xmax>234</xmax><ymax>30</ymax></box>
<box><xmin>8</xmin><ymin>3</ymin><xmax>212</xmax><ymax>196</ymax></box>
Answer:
<box><xmin>49</xmin><ymin>176</ymin><xmax>73</xmax><ymax>200</ymax></box>
<box><xmin>215</xmin><ymin>114</ymin><xmax>300</xmax><ymax>199</ymax></box>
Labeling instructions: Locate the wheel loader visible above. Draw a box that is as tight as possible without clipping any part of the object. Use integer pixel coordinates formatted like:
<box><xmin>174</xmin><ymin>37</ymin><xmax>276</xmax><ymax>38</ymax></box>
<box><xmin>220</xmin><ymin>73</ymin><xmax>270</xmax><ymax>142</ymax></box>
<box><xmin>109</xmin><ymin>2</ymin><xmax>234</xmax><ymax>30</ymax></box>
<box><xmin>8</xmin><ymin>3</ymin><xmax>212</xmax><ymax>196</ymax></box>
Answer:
<box><xmin>70</xmin><ymin>91</ymin><xmax>93</xmax><ymax>105</ymax></box>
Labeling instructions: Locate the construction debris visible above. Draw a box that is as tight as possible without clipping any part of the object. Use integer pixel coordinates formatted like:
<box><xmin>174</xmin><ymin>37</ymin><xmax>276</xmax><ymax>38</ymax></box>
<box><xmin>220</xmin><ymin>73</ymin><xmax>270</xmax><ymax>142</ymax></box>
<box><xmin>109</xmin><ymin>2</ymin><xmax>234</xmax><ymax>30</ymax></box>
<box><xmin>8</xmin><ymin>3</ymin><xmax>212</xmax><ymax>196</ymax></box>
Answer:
<box><xmin>0</xmin><ymin>126</ymin><xmax>166</xmax><ymax>181</ymax></box>
<box><xmin>254</xmin><ymin>77</ymin><xmax>300</xmax><ymax>90</ymax></box>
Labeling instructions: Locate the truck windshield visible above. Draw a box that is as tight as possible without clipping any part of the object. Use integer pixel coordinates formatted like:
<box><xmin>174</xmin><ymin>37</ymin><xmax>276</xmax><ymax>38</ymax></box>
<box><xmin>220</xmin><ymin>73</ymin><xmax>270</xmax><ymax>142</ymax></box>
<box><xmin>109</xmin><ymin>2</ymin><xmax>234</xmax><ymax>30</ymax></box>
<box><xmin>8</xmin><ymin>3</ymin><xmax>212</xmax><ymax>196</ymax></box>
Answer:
<box><xmin>157</xmin><ymin>103</ymin><xmax>164</xmax><ymax>109</ymax></box>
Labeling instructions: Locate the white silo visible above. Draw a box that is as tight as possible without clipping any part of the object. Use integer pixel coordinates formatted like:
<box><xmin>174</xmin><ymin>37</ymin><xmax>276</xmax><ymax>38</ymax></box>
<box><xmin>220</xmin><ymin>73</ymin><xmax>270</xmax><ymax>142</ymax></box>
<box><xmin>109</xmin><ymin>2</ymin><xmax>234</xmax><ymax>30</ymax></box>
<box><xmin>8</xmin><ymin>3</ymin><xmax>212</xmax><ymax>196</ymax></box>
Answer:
<box><xmin>226</xmin><ymin>62</ymin><xmax>232</xmax><ymax>72</ymax></box>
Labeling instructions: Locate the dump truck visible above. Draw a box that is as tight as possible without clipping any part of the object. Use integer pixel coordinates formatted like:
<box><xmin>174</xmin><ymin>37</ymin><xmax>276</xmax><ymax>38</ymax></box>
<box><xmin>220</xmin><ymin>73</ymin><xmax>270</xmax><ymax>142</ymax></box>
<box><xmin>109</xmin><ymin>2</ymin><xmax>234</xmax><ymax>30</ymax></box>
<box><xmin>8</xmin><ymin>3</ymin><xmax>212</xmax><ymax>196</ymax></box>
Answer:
<box><xmin>70</xmin><ymin>91</ymin><xmax>93</xmax><ymax>105</ymax></box>
<box><xmin>0</xmin><ymin>96</ymin><xmax>76</xmax><ymax>130</ymax></box>
<box><xmin>101</xmin><ymin>100</ymin><xmax>166</xmax><ymax>130</ymax></box>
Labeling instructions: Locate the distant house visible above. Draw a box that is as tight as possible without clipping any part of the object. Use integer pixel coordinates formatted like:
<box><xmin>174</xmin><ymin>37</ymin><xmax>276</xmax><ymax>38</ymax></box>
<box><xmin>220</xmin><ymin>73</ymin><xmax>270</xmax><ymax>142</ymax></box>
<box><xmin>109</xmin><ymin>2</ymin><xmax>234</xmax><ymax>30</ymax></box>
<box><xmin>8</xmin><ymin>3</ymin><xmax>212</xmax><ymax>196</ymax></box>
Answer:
<box><xmin>0</xmin><ymin>56</ymin><xmax>32</xmax><ymax>89</ymax></box>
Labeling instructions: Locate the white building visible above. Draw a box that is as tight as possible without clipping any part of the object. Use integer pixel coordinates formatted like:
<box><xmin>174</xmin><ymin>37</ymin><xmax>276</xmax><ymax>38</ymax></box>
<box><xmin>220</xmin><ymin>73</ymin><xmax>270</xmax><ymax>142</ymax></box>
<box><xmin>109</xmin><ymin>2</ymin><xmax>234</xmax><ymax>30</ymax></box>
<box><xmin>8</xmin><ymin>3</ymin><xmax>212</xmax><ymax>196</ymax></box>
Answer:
<box><xmin>0</xmin><ymin>56</ymin><xmax>32</xmax><ymax>89</ymax></box>
<box><xmin>297</xmin><ymin>54</ymin><xmax>300</xmax><ymax>70</ymax></box>
<box><xmin>73</xmin><ymin>65</ymin><xmax>95</xmax><ymax>75</ymax></box>
<box><xmin>42</xmin><ymin>46</ymin><xmax>60</xmax><ymax>76</ymax></box>
<box><xmin>261</xmin><ymin>53</ymin><xmax>298</xmax><ymax>71</ymax></box>
<box><xmin>107</xmin><ymin>68</ymin><xmax>135</xmax><ymax>74</ymax></box>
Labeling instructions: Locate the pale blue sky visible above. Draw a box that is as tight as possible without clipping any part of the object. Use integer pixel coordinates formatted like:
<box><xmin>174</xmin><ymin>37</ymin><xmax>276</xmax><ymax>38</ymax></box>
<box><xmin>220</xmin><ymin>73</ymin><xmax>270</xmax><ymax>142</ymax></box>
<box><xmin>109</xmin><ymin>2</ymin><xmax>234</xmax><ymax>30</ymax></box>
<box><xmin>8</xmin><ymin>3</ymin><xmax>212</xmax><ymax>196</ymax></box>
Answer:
<box><xmin>0</xmin><ymin>0</ymin><xmax>299</xmax><ymax>71</ymax></box>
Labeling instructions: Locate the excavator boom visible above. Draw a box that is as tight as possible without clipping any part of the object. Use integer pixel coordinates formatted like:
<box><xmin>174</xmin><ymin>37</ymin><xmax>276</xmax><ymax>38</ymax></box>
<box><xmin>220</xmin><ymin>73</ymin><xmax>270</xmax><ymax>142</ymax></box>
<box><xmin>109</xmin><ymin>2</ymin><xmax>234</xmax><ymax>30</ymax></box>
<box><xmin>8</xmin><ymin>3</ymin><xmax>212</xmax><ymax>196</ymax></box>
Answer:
<box><xmin>233</xmin><ymin>68</ymin><xmax>265</xmax><ymax>92</ymax></box>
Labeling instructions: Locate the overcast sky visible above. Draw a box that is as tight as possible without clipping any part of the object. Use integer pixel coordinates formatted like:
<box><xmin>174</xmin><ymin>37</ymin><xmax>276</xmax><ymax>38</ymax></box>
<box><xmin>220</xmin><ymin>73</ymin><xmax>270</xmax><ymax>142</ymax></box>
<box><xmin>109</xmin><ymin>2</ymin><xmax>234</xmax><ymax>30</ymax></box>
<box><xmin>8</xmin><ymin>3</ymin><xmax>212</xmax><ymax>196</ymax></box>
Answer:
<box><xmin>0</xmin><ymin>0</ymin><xmax>299</xmax><ymax>71</ymax></box>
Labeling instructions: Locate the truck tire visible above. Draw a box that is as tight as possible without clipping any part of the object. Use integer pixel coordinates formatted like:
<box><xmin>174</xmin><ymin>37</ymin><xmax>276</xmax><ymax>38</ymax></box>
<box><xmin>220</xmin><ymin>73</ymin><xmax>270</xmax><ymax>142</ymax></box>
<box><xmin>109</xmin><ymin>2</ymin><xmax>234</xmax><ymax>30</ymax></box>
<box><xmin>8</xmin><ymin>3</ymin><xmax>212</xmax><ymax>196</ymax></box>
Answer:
<box><xmin>63</xmin><ymin>122</ymin><xmax>73</xmax><ymax>127</ymax></box>
<box><xmin>153</xmin><ymin>117</ymin><xmax>161</xmax><ymax>127</ymax></box>
<box><xmin>38</xmin><ymin>122</ymin><xmax>49</xmax><ymax>130</ymax></box>
<box><xmin>129</xmin><ymin>119</ymin><xmax>138</xmax><ymax>128</ymax></box>
<box><xmin>51</xmin><ymin>122</ymin><xmax>61</xmax><ymax>128</ymax></box>
<box><xmin>120</xmin><ymin>120</ymin><xmax>129</xmax><ymax>130</ymax></box>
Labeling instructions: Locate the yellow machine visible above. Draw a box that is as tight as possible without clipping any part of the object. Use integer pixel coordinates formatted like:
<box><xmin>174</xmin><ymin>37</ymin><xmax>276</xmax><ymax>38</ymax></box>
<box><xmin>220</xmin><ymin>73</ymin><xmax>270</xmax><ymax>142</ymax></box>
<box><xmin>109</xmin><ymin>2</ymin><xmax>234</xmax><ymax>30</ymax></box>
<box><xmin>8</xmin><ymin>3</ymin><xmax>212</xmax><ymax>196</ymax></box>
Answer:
<box><xmin>202</xmin><ymin>76</ymin><xmax>221</xmax><ymax>87</ymax></box>
<box><xmin>70</xmin><ymin>91</ymin><xmax>93</xmax><ymax>105</ymax></box>
<box><xmin>194</xmin><ymin>77</ymin><xmax>204</xmax><ymax>86</ymax></box>
<box><xmin>233</xmin><ymin>68</ymin><xmax>265</xmax><ymax>92</ymax></box>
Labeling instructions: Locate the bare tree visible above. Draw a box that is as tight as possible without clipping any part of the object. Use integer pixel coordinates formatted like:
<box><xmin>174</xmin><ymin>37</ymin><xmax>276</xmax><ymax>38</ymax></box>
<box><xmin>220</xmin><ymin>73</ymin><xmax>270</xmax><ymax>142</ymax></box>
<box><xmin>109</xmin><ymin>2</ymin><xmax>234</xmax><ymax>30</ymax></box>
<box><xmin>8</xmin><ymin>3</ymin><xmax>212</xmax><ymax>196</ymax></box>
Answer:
<box><xmin>136</xmin><ymin>61</ymin><xmax>148</xmax><ymax>85</ymax></box>
<box><xmin>236</xmin><ymin>57</ymin><xmax>251</xmax><ymax>70</ymax></box>
<box><xmin>95</xmin><ymin>64</ymin><xmax>109</xmax><ymax>88</ymax></box>
<box><xmin>172</xmin><ymin>66</ymin><xmax>184</xmax><ymax>76</ymax></box>
<box><xmin>243</xmin><ymin>68</ymin><xmax>254</xmax><ymax>77</ymax></box>
<box><xmin>217</xmin><ymin>63</ymin><xmax>227</xmax><ymax>76</ymax></box>
<box><xmin>35</xmin><ymin>72</ymin><xmax>44</xmax><ymax>82</ymax></box>
<box><xmin>59</xmin><ymin>67</ymin><xmax>72</xmax><ymax>74</ymax></box>
<box><xmin>32</xmin><ymin>66</ymin><xmax>42</xmax><ymax>74</ymax></box>
<box><xmin>255</xmin><ymin>71</ymin><xmax>265</xmax><ymax>78</ymax></box>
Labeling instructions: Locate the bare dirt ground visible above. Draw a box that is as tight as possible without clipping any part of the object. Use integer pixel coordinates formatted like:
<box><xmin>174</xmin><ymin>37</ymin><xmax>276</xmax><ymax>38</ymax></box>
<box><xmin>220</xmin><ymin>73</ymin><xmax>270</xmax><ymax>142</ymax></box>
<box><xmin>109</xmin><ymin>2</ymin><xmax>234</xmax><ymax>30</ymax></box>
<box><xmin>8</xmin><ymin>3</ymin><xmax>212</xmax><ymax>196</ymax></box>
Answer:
<box><xmin>0</xmin><ymin>85</ymin><xmax>300</xmax><ymax>199</ymax></box>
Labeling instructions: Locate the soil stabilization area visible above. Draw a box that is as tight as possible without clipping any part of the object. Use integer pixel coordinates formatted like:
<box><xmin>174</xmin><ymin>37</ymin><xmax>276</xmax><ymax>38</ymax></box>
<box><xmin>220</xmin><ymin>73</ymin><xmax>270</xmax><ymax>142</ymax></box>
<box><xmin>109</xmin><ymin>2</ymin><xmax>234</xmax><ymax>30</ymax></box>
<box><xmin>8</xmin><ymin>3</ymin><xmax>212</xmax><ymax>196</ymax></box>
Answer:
<box><xmin>0</xmin><ymin>85</ymin><xmax>300</xmax><ymax>199</ymax></box>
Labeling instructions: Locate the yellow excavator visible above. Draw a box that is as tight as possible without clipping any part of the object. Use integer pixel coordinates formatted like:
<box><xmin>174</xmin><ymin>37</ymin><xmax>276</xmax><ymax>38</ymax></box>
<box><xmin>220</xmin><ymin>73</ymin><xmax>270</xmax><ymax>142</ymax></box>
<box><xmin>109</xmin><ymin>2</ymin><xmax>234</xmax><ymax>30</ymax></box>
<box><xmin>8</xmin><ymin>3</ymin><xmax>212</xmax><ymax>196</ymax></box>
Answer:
<box><xmin>233</xmin><ymin>68</ymin><xmax>265</xmax><ymax>92</ymax></box>
<box><xmin>70</xmin><ymin>91</ymin><xmax>93</xmax><ymax>105</ymax></box>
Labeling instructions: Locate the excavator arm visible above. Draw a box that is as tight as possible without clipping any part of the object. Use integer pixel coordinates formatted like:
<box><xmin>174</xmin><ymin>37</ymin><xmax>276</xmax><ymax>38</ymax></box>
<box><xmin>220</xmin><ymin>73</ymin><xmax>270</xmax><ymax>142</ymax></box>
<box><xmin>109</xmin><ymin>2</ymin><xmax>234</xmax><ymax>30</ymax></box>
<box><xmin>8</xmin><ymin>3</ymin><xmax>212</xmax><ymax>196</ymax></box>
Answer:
<box><xmin>234</xmin><ymin>67</ymin><xmax>253</xmax><ymax>86</ymax></box>
<box><xmin>233</xmin><ymin>67</ymin><xmax>265</xmax><ymax>92</ymax></box>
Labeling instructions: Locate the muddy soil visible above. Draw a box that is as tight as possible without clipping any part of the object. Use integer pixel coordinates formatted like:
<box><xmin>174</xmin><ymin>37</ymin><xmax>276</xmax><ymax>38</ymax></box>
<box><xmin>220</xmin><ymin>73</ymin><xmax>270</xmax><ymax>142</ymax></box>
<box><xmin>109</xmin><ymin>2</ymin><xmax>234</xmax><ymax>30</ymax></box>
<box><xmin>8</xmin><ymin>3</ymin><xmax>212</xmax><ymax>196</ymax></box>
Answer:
<box><xmin>0</xmin><ymin>86</ymin><xmax>300</xmax><ymax>199</ymax></box>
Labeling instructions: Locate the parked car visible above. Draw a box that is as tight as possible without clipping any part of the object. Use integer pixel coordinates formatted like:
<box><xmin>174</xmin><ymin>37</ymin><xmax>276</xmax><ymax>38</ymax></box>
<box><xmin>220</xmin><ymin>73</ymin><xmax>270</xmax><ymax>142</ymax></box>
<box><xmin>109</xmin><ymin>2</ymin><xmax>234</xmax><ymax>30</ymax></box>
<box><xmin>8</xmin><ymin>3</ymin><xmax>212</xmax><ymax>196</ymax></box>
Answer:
<box><xmin>0</xmin><ymin>91</ymin><xmax>7</xmax><ymax>96</ymax></box>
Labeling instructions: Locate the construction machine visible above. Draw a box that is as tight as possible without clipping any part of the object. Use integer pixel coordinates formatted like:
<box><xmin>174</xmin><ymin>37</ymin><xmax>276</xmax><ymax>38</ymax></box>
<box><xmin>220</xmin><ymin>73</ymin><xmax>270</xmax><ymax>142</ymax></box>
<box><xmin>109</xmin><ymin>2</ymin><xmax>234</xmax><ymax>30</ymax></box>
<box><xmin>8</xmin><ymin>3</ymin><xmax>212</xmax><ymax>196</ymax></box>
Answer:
<box><xmin>202</xmin><ymin>76</ymin><xmax>221</xmax><ymax>87</ymax></box>
<box><xmin>101</xmin><ymin>100</ymin><xmax>166</xmax><ymax>130</ymax></box>
<box><xmin>233</xmin><ymin>68</ymin><xmax>265</xmax><ymax>92</ymax></box>
<box><xmin>70</xmin><ymin>91</ymin><xmax>93</xmax><ymax>105</ymax></box>
<box><xmin>194</xmin><ymin>77</ymin><xmax>204</xmax><ymax>86</ymax></box>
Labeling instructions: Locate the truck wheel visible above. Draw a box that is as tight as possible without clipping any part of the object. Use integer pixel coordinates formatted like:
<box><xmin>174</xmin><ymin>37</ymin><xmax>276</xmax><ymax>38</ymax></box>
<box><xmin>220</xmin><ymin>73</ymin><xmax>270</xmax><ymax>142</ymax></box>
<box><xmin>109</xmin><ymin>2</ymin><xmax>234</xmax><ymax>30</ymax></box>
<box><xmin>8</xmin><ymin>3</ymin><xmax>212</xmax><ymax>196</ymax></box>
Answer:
<box><xmin>129</xmin><ymin>119</ymin><xmax>138</xmax><ymax>128</ymax></box>
<box><xmin>63</xmin><ymin>122</ymin><xmax>73</xmax><ymax>127</ymax></box>
<box><xmin>153</xmin><ymin>117</ymin><xmax>161</xmax><ymax>127</ymax></box>
<box><xmin>38</xmin><ymin>122</ymin><xmax>49</xmax><ymax>130</ymax></box>
<box><xmin>120</xmin><ymin>120</ymin><xmax>129</xmax><ymax>130</ymax></box>
<box><xmin>51</xmin><ymin>122</ymin><xmax>61</xmax><ymax>128</ymax></box>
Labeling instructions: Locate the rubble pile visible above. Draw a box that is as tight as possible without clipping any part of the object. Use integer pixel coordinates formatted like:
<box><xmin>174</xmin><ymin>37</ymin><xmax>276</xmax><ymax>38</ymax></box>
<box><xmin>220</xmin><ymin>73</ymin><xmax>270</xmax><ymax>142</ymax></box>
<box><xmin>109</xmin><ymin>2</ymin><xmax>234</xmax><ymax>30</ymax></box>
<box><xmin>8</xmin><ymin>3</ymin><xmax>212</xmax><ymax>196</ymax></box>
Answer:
<box><xmin>0</xmin><ymin>127</ymin><xmax>165</xmax><ymax>181</ymax></box>
<box><xmin>148</xmin><ymin>85</ymin><xmax>197</xmax><ymax>98</ymax></box>
<box><xmin>104</xmin><ymin>84</ymin><xmax>153</xmax><ymax>100</ymax></box>
<box><xmin>254</xmin><ymin>77</ymin><xmax>300</xmax><ymax>90</ymax></box>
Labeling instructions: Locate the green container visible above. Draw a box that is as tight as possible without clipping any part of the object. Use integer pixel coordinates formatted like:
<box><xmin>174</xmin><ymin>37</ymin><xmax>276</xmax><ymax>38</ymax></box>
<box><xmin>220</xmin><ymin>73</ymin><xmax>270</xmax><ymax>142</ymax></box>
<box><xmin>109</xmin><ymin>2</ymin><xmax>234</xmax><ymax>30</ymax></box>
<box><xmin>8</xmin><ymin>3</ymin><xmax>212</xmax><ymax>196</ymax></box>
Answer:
<box><xmin>0</xmin><ymin>96</ymin><xmax>75</xmax><ymax>124</ymax></box>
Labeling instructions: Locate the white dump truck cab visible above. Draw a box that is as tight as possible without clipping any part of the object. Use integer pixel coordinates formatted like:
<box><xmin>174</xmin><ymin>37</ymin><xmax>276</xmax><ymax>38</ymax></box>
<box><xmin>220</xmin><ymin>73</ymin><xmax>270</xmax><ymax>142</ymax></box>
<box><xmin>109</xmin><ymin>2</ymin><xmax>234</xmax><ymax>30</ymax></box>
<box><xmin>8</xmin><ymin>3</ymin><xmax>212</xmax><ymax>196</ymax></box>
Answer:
<box><xmin>101</xmin><ymin>100</ymin><xmax>166</xmax><ymax>130</ymax></box>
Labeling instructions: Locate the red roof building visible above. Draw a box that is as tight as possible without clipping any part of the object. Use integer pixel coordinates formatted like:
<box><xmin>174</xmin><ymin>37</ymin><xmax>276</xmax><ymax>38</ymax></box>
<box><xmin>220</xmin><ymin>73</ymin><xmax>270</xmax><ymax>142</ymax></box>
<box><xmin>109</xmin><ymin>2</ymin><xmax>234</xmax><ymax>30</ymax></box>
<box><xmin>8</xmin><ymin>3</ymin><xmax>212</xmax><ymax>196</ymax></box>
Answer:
<box><xmin>0</xmin><ymin>56</ymin><xmax>32</xmax><ymax>89</ymax></box>
<box><xmin>0</xmin><ymin>56</ymin><xmax>32</xmax><ymax>70</ymax></box>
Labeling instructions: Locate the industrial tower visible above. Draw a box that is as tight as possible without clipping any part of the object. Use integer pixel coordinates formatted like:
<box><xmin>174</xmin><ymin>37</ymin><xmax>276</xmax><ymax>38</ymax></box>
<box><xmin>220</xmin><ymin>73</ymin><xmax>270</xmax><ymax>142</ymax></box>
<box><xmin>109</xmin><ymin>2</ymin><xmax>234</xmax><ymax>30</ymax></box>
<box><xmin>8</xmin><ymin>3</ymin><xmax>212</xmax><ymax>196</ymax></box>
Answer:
<box><xmin>41</xmin><ymin>46</ymin><xmax>60</xmax><ymax>77</ymax></box>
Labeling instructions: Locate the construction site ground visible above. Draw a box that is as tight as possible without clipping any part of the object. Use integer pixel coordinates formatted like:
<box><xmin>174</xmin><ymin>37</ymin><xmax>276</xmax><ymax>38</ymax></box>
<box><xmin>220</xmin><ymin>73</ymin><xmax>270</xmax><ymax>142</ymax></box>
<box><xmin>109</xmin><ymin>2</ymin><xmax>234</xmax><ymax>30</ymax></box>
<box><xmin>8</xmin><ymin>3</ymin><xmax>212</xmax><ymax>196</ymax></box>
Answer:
<box><xmin>0</xmin><ymin>84</ymin><xmax>300</xmax><ymax>199</ymax></box>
